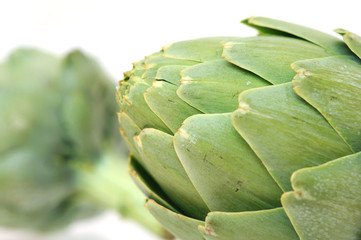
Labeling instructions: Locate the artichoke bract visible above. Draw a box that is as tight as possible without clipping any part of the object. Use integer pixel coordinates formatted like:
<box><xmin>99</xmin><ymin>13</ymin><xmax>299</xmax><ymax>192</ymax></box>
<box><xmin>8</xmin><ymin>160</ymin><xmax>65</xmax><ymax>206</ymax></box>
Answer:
<box><xmin>118</xmin><ymin>17</ymin><xmax>361</xmax><ymax>240</ymax></box>
<box><xmin>0</xmin><ymin>48</ymin><xmax>165</xmax><ymax>236</ymax></box>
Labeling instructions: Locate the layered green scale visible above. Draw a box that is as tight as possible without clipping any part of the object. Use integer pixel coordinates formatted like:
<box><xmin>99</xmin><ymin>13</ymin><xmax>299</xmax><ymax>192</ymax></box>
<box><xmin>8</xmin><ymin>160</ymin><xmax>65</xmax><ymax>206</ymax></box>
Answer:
<box><xmin>118</xmin><ymin>17</ymin><xmax>361</xmax><ymax>240</ymax></box>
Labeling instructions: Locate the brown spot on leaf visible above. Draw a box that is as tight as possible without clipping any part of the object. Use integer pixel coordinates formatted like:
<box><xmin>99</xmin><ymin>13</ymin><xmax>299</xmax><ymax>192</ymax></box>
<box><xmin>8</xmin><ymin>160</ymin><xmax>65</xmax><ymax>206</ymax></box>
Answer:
<box><xmin>235</xmin><ymin>180</ymin><xmax>243</xmax><ymax>192</ymax></box>
<box><xmin>204</xmin><ymin>226</ymin><xmax>216</xmax><ymax>236</ymax></box>
<box><xmin>295</xmin><ymin>191</ymin><xmax>303</xmax><ymax>198</ymax></box>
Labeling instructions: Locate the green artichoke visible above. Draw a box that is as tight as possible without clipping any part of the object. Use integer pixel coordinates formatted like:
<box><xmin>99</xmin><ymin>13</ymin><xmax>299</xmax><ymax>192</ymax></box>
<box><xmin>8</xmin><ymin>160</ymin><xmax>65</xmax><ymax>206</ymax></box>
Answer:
<box><xmin>118</xmin><ymin>17</ymin><xmax>361</xmax><ymax>240</ymax></box>
<box><xmin>0</xmin><ymin>48</ymin><xmax>166</xmax><ymax>236</ymax></box>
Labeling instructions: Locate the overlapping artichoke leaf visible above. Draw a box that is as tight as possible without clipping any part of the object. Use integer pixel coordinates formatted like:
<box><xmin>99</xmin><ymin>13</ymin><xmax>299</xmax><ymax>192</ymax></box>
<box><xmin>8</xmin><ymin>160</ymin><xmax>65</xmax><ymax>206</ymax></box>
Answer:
<box><xmin>231</xmin><ymin>83</ymin><xmax>353</xmax><ymax>191</ymax></box>
<box><xmin>163</xmin><ymin>37</ymin><xmax>245</xmax><ymax>62</ymax></box>
<box><xmin>222</xmin><ymin>36</ymin><xmax>333</xmax><ymax>84</ymax></box>
<box><xmin>177</xmin><ymin>60</ymin><xmax>270</xmax><ymax>113</ymax></box>
<box><xmin>174</xmin><ymin>113</ymin><xmax>283</xmax><ymax>211</ymax></box>
<box><xmin>242</xmin><ymin>16</ymin><xmax>352</xmax><ymax>55</ymax></box>
<box><xmin>282</xmin><ymin>152</ymin><xmax>361</xmax><ymax>240</ymax></box>
<box><xmin>146</xmin><ymin>199</ymin><xmax>205</xmax><ymax>240</ymax></box>
<box><xmin>145</xmin><ymin>80</ymin><xmax>202</xmax><ymax>133</ymax></box>
<box><xmin>120</xmin><ymin>16</ymin><xmax>361</xmax><ymax>240</ymax></box>
<box><xmin>199</xmin><ymin>208</ymin><xmax>299</xmax><ymax>240</ymax></box>
<box><xmin>128</xmin><ymin>155</ymin><xmax>176</xmax><ymax>212</ymax></box>
<box><xmin>129</xmin><ymin>155</ymin><xmax>202</xmax><ymax>239</ymax></box>
<box><xmin>292</xmin><ymin>56</ymin><xmax>361</xmax><ymax>152</ymax></box>
<box><xmin>335</xmin><ymin>28</ymin><xmax>361</xmax><ymax>58</ymax></box>
<box><xmin>134</xmin><ymin>128</ymin><xmax>210</xmax><ymax>219</ymax></box>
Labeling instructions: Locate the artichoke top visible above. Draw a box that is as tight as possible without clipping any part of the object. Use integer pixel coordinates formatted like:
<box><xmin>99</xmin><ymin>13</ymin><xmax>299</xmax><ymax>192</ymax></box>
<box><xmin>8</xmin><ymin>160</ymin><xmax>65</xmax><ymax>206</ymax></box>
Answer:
<box><xmin>118</xmin><ymin>17</ymin><xmax>361</xmax><ymax>240</ymax></box>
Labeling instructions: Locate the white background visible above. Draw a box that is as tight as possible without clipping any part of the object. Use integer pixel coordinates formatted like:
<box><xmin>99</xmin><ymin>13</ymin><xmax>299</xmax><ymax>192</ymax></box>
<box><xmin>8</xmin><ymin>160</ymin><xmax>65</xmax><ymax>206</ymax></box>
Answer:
<box><xmin>1</xmin><ymin>0</ymin><xmax>360</xmax><ymax>80</ymax></box>
<box><xmin>0</xmin><ymin>0</ymin><xmax>360</xmax><ymax>239</ymax></box>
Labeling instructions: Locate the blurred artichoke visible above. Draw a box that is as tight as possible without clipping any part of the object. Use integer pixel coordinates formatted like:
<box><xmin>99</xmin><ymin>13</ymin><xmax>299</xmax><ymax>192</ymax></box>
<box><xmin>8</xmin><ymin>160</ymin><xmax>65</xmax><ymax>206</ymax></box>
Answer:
<box><xmin>0</xmin><ymin>48</ymin><xmax>167</xmax><ymax>237</ymax></box>
<box><xmin>118</xmin><ymin>17</ymin><xmax>361</xmax><ymax>240</ymax></box>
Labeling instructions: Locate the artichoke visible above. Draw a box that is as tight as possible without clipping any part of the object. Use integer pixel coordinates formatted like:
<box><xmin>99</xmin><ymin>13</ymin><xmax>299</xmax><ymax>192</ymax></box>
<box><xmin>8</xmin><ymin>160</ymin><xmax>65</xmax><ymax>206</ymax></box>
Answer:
<box><xmin>118</xmin><ymin>17</ymin><xmax>361</xmax><ymax>240</ymax></box>
<box><xmin>0</xmin><ymin>48</ymin><xmax>166</xmax><ymax>237</ymax></box>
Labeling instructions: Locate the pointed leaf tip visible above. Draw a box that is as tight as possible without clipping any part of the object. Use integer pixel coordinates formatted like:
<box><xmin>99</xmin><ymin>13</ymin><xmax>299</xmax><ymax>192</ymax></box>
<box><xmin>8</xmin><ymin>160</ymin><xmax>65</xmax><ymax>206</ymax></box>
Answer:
<box><xmin>335</xmin><ymin>28</ymin><xmax>361</xmax><ymax>59</ymax></box>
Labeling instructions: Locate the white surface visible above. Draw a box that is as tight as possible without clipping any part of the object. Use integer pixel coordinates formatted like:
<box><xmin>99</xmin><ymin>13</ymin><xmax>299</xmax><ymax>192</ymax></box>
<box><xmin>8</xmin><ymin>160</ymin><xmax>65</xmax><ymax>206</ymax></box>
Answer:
<box><xmin>0</xmin><ymin>0</ymin><xmax>360</xmax><ymax>80</ymax></box>
<box><xmin>0</xmin><ymin>0</ymin><xmax>360</xmax><ymax>239</ymax></box>
<box><xmin>0</xmin><ymin>211</ymin><xmax>160</xmax><ymax>240</ymax></box>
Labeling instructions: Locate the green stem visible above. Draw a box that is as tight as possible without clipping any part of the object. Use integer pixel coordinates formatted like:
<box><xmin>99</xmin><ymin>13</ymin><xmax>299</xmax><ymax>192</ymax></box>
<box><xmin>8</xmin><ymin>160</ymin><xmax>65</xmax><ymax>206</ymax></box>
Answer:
<box><xmin>74</xmin><ymin>150</ymin><xmax>172</xmax><ymax>239</ymax></box>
